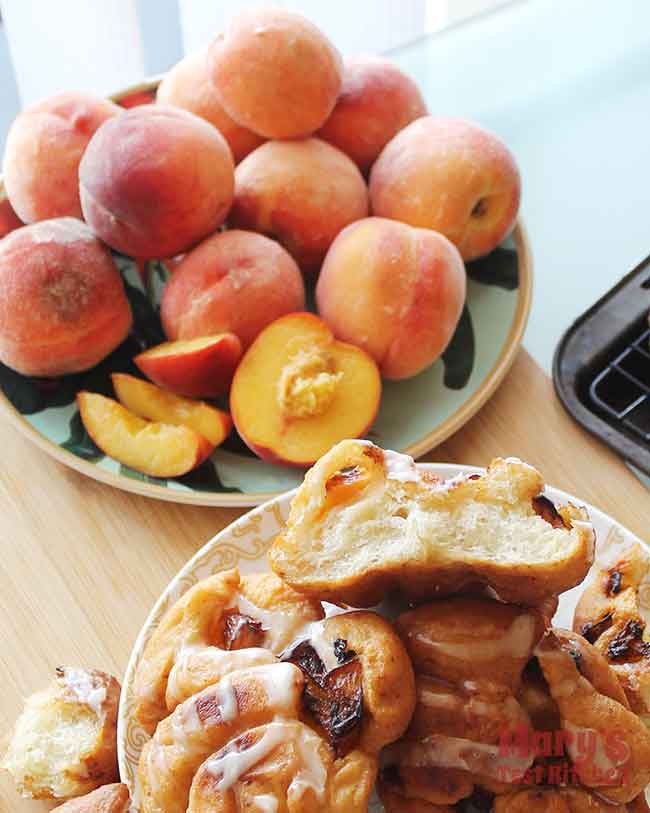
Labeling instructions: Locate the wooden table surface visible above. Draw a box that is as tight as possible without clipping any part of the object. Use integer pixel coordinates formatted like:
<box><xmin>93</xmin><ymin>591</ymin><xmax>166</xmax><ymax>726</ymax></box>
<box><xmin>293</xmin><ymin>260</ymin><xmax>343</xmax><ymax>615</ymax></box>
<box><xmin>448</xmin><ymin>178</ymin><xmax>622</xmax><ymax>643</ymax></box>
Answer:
<box><xmin>2</xmin><ymin>348</ymin><xmax>648</xmax><ymax>812</ymax></box>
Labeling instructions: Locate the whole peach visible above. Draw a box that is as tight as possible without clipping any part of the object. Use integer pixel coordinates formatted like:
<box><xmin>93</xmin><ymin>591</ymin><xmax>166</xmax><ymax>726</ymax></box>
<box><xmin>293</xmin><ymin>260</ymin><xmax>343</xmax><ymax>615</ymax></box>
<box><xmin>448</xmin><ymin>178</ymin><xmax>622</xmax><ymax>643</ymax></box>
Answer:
<box><xmin>230</xmin><ymin>138</ymin><xmax>368</xmax><ymax>274</ymax></box>
<box><xmin>207</xmin><ymin>8</ymin><xmax>342</xmax><ymax>138</ymax></box>
<box><xmin>156</xmin><ymin>51</ymin><xmax>264</xmax><ymax>163</ymax></box>
<box><xmin>0</xmin><ymin>218</ymin><xmax>132</xmax><ymax>376</ymax></box>
<box><xmin>317</xmin><ymin>57</ymin><xmax>427</xmax><ymax>173</ymax></box>
<box><xmin>79</xmin><ymin>105</ymin><xmax>234</xmax><ymax>259</ymax></box>
<box><xmin>2</xmin><ymin>92</ymin><xmax>120</xmax><ymax>224</ymax></box>
<box><xmin>315</xmin><ymin>217</ymin><xmax>466</xmax><ymax>380</ymax></box>
<box><xmin>369</xmin><ymin>117</ymin><xmax>521</xmax><ymax>261</ymax></box>
<box><xmin>161</xmin><ymin>229</ymin><xmax>305</xmax><ymax>349</ymax></box>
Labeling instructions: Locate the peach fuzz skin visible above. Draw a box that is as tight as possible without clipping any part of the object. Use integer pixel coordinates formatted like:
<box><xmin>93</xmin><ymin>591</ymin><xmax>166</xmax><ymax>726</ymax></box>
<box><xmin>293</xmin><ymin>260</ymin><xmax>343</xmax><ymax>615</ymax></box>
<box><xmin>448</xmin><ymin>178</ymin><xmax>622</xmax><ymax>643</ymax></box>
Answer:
<box><xmin>0</xmin><ymin>218</ymin><xmax>132</xmax><ymax>377</ymax></box>
<box><xmin>230</xmin><ymin>138</ymin><xmax>369</xmax><ymax>274</ymax></box>
<box><xmin>369</xmin><ymin>116</ymin><xmax>521</xmax><ymax>261</ymax></box>
<box><xmin>207</xmin><ymin>7</ymin><xmax>342</xmax><ymax>139</ymax></box>
<box><xmin>79</xmin><ymin>105</ymin><xmax>234</xmax><ymax>259</ymax></box>
<box><xmin>315</xmin><ymin>217</ymin><xmax>466</xmax><ymax>380</ymax></box>
<box><xmin>134</xmin><ymin>334</ymin><xmax>242</xmax><ymax>399</ymax></box>
<box><xmin>317</xmin><ymin>56</ymin><xmax>427</xmax><ymax>173</ymax></box>
<box><xmin>2</xmin><ymin>91</ymin><xmax>120</xmax><ymax>224</ymax></box>
<box><xmin>161</xmin><ymin>229</ymin><xmax>305</xmax><ymax>350</ymax></box>
<box><xmin>156</xmin><ymin>51</ymin><xmax>264</xmax><ymax>163</ymax></box>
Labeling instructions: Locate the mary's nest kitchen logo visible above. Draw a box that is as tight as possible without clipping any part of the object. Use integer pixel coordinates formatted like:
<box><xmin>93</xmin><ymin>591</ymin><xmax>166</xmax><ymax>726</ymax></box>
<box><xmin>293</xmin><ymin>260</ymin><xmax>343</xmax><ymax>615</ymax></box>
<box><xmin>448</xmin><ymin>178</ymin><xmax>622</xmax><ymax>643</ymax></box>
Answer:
<box><xmin>497</xmin><ymin>725</ymin><xmax>631</xmax><ymax>786</ymax></box>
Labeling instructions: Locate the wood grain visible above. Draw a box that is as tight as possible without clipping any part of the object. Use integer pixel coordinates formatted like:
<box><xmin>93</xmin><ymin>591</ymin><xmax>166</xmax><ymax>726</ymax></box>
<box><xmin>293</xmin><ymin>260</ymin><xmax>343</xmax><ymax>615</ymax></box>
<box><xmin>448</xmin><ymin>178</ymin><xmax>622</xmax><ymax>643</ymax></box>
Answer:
<box><xmin>1</xmin><ymin>349</ymin><xmax>647</xmax><ymax>812</ymax></box>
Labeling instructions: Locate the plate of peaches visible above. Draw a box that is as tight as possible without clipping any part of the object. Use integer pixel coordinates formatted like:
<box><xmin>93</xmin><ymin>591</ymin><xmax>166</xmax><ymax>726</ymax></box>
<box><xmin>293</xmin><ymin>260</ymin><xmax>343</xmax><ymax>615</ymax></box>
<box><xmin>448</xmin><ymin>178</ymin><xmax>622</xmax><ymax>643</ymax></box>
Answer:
<box><xmin>4</xmin><ymin>441</ymin><xmax>650</xmax><ymax>812</ymax></box>
<box><xmin>0</xmin><ymin>8</ymin><xmax>531</xmax><ymax>506</ymax></box>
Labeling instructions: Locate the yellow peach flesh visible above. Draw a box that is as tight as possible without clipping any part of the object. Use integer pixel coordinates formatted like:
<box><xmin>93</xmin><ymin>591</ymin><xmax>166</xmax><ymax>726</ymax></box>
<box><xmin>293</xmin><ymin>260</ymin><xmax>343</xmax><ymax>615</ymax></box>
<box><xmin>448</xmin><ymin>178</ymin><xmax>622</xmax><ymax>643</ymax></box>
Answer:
<box><xmin>78</xmin><ymin>392</ymin><xmax>212</xmax><ymax>477</ymax></box>
<box><xmin>231</xmin><ymin>314</ymin><xmax>381</xmax><ymax>466</ymax></box>
<box><xmin>111</xmin><ymin>374</ymin><xmax>231</xmax><ymax>446</ymax></box>
<box><xmin>138</xmin><ymin>336</ymin><xmax>222</xmax><ymax>358</ymax></box>
<box><xmin>276</xmin><ymin>344</ymin><xmax>343</xmax><ymax>419</ymax></box>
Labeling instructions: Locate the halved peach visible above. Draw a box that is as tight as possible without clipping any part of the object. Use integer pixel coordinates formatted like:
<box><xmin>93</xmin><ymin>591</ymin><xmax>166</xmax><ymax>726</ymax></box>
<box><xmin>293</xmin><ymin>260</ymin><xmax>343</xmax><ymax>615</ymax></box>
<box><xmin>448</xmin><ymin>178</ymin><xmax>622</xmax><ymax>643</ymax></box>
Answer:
<box><xmin>134</xmin><ymin>334</ymin><xmax>242</xmax><ymax>398</ymax></box>
<box><xmin>111</xmin><ymin>373</ymin><xmax>232</xmax><ymax>446</ymax></box>
<box><xmin>230</xmin><ymin>313</ymin><xmax>381</xmax><ymax>467</ymax></box>
<box><xmin>77</xmin><ymin>391</ymin><xmax>213</xmax><ymax>477</ymax></box>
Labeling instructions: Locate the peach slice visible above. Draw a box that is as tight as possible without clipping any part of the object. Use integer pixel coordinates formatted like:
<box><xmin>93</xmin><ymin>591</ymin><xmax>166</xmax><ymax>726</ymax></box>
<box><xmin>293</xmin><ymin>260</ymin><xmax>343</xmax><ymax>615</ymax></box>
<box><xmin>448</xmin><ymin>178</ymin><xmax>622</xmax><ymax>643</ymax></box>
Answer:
<box><xmin>77</xmin><ymin>392</ymin><xmax>213</xmax><ymax>477</ymax></box>
<box><xmin>230</xmin><ymin>313</ymin><xmax>381</xmax><ymax>467</ymax></box>
<box><xmin>111</xmin><ymin>374</ymin><xmax>232</xmax><ymax>446</ymax></box>
<box><xmin>134</xmin><ymin>334</ymin><xmax>242</xmax><ymax>398</ymax></box>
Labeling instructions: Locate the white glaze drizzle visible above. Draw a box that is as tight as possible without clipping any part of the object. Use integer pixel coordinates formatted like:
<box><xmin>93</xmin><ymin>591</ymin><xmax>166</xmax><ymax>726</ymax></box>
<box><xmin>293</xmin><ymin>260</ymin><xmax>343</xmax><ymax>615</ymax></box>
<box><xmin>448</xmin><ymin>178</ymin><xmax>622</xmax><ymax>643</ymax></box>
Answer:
<box><xmin>307</xmin><ymin>620</ymin><xmax>341</xmax><ymax>673</ymax></box>
<box><xmin>280</xmin><ymin>608</ymin><xmax>358</xmax><ymax>674</ymax></box>
<box><xmin>252</xmin><ymin>795</ymin><xmax>279</xmax><ymax>812</ymax></box>
<box><xmin>59</xmin><ymin>667</ymin><xmax>107</xmax><ymax>716</ymax></box>
<box><xmin>563</xmin><ymin>722</ymin><xmax>628</xmax><ymax>777</ymax></box>
<box><xmin>217</xmin><ymin>672</ymin><xmax>238</xmax><ymax>723</ymax></box>
<box><xmin>322</xmin><ymin>601</ymin><xmax>349</xmax><ymax>618</ymax></box>
<box><xmin>595</xmin><ymin>526</ymin><xmax>632</xmax><ymax>571</ymax></box>
<box><xmin>382</xmin><ymin>448</ymin><xmax>420</xmax><ymax>483</ymax></box>
<box><xmin>168</xmin><ymin>662</ymin><xmax>298</xmax><ymax>751</ymax></box>
<box><xmin>205</xmin><ymin>721</ymin><xmax>327</xmax><ymax>799</ymax></box>
<box><xmin>254</xmin><ymin>662</ymin><xmax>302</xmax><ymax>709</ymax></box>
<box><xmin>166</xmin><ymin>644</ymin><xmax>275</xmax><ymax>706</ymax></box>
<box><xmin>429</xmin><ymin>472</ymin><xmax>471</xmax><ymax>493</ymax></box>
<box><xmin>392</xmin><ymin>733</ymin><xmax>533</xmax><ymax>780</ymax></box>
<box><xmin>170</xmin><ymin>695</ymin><xmax>204</xmax><ymax>751</ymax></box>
<box><xmin>415</xmin><ymin>614</ymin><xmax>536</xmax><ymax>661</ymax></box>
<box><xmin>503</xmin><ymin>457</ymin><xmax>538</xmax><ymax>473</ymax></box>
<box><xmin>235</xmin><ymin>594</ymin><xmax>312</xmax><ymax>654</ymax></box>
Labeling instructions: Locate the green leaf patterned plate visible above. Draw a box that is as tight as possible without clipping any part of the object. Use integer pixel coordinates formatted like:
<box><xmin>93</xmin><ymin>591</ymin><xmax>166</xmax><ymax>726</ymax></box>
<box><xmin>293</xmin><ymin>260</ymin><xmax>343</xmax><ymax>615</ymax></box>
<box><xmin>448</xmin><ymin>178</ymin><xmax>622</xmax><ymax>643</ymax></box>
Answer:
<box><xmin>0</xmin><ymin>82</ymin><xmax>532</xmax><ymax>508</ymax></box>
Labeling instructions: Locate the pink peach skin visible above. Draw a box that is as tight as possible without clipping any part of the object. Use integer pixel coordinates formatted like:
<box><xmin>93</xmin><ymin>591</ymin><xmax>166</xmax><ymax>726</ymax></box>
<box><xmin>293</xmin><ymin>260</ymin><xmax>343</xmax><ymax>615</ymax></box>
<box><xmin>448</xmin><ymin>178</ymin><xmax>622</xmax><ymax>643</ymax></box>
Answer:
<box><xmin>315</xmin><ymin>217</ymin><xmax>466</xmax><ymax>380</ymax></box>
<box><xmin>0</xmin><ymin>197</ymin><xmax>23</xmax><ymax>239</ymax></box>
<box><xmin>2</xmin><ymin>92</ymin><xmax>120</xmax><ymax>224</ymax></box>
<box><xmin>207</xmin><ymin>7</ymin><xmax>342</xmax><ymax>139</ymax></box>
<box><xmin>0</xmin><ymin>218</ymin><xmax>132</xmax><ymax>376</ymax></box>
<box><xmin>161</xmin><ymin>229</ymin><xmax>305</xmax><ymax>349</ymax></box>
<box><xmin>230</xmin><ymin>138</ymin><xmax>369</xmax><ymax>274</ymax></box>
<box><xmin>317</xmin><ymin>56</ymin><xmax>427</xmax><ymax>173</ymax></box>
<box><xmin>156</xmin><ymin>50</ymin><xmax>264</xmax><ymax>163</ymax></box>
<box><xmin>79</xmin><ymin>105</ymin><xmax>234</xmax><ymax>259</ymax></box>
<box><xmin>369</xmin><ymin>116</ymin><xmax>521</xmax><ymax>261</ymax></box>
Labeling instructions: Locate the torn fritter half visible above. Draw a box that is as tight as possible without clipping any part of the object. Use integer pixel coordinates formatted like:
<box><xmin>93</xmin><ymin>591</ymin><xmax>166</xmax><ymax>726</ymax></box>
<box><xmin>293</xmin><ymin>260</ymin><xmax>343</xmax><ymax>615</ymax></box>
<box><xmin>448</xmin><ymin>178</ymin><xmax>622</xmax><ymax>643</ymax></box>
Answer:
<box><xmin>269</xmin><ymin>440</ymin><xmax>595</xmax><ymax>607</ymax></box>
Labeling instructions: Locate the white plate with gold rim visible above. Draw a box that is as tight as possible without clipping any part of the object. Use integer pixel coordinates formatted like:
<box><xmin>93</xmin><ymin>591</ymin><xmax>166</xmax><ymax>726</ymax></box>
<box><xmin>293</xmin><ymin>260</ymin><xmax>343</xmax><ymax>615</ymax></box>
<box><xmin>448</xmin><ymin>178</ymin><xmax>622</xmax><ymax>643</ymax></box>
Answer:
<box><xmin>117</xmin><ymin>462</ymin><xmax>643</xmax><ymax>809</ymax></box>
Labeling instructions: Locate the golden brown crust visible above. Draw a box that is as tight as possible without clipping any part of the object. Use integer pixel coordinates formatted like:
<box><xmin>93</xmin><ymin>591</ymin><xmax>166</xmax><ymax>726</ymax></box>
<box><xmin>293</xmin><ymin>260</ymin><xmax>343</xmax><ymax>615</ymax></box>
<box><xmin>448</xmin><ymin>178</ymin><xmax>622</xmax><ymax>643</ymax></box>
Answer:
<box><xmin>1</xmin><ymin>667</ymin><xmax>120</xmax><ymax>800</ymax></box>
<box><xmin>536</xmin><ymin>628</ymin><xmax>650</xmax><ymax>804</ymax></box>
<box><xmin>187</xmin><ymin>721</ymin><xmax>333</xmax><ymax>812</ymax></box>
<box><xmin>66</xmin><ymin>669</ymin><xmax>121</xmax><ymax>797</ymax></box>
<box><xmin>187</xmin><ymin>722</ymin><xmax>377</xmax><ymax>813</ymax></box>
<box><xmin>329</xmin><ymin>749</ymin><xmax>378</xmax><ymax>813</ymax></box>
<box><xmin>493</xmin><ymin>786</ymin><xmax>630</xmax><ymax>812</ymax></box>
<box><xmin>51</xmin><ymin>783</ymin><xmax>130</xmax><ymax>813</ymax></box>
<box><xmin>573</xmin><ymin>542</ymin><xmax>650</xmax><ymax>722</ymax></box>
<box><xmin>132</xmin><ymin>568</ymin><xmax>323</xmax><ymax>734</ymax></box>
<box><xmin>286</xmin><ymin>610</ymin><xmax>415</xmax><ymax>754</ymax></box>
<box><xmin>381</xmin><ymin>597</ymin><xmax>540</xmax><ymax>807</ymax></box>
<box><xmin>269</xmin><ymin>441</ymin><xmax>594</xmax><ymax>607</ymax></box>
<box><xmin>377</xmin><ymin>781</ymin><xmax>456</xmax><ymax>813</ymax></box>
<box><xmin>138</xmin><ymin>663</ymin><xmax>304</xmax><ymax>813</ymax></box>
<box><xmin>396</xmin><ymin>597</ymin><xmax>546</xmax><ymax>689</ymax></box>
<box><xmin>134</xmin><ymin>569</ymin><xmax>240</xmax><ymax>733</ymax></box>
